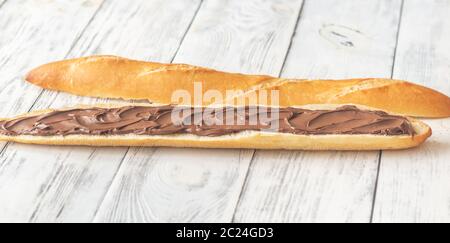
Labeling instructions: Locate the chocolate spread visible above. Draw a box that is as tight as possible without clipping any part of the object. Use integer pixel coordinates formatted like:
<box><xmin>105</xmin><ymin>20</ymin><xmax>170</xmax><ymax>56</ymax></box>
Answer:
<box><xmin>0</xmin><ymin>105</ymin><xmax>414</xmax><ymax>137</ymax></box>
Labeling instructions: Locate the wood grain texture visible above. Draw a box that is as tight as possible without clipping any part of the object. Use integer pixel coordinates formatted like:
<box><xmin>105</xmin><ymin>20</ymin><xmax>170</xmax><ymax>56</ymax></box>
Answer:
<box><xmin>373</xmin><ymin>0</ymin><xmax>450</xmax><ymax>223</ymax></box>
<box><xmin>0</xmin><ymin>0</ymin><xmax>105</xmax><ymax>222</ymax></box>
<box><xmin>94</xmin><ymin>0</ymin><xmax>304</xmax><ymax>223</ymax></box>
<box><xmin>233</xmin><ymin>0</ymin><xmax>403</xmax><ymax>223</ymax></box>
<box><xmin>0</xmin><ymin>0</ymin><xmax>103</xmax><ymax>118</ymax></box>
<box><xmin>0</xmin><ymin>0</ymin><xmax>447</xmax><ymax>223</ymax></box>
<box><xmin>0</xmin><ymin>0</ymin><xmax>201</xmax><ymax>222</ymax></box>
<box><xmin>96</xmin><ymin>148</ymin><xmax>254</xmax><ymax>222</ymax></box>
<box><xmin>32</xmin><ymin>0</ymin><xmax>202</xmax><ymax>110</ymax></box>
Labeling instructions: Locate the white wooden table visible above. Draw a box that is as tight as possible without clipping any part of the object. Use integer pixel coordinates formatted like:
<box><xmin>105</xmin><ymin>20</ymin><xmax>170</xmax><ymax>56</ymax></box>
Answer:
<box><xmin>0</xmin><ymin>0</ymin><xmax>449</xmax><ymax>223</ymax></box>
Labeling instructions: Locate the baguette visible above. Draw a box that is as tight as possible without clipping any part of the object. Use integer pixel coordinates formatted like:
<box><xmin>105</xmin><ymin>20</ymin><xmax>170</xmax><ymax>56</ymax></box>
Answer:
<box><xmin>0</xmin><ymin>104</ymin><xmax>431</xmax><ymax>150</ymax></box>
<box><xmin>25</xmin><ymin>55</ymin><xmax>450</xmax><ymax>118</ymax></box>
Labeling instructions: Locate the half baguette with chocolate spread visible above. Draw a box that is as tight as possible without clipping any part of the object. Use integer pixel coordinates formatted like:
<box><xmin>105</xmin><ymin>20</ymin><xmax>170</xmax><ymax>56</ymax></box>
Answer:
<box><xmin>25</xmin><ymin>55</ymin><xmax>450</xmax><ymax>118</ymax></box>
<box><xmin>0</xmin><ymin>104</ymin><xmax>431</xmax><ymax>150</ymax></box>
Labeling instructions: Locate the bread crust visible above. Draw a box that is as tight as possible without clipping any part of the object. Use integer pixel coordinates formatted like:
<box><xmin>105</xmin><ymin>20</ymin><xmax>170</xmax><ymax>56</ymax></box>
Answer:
<box><xmin>25</xmin><ymin>55</ymin><xmax>450</xmax><ymax>118</ymax></box>
<box><xmin>0</xmin><ymin>104</ymin><xmax>432</xmax><ymax>150</ymax></box>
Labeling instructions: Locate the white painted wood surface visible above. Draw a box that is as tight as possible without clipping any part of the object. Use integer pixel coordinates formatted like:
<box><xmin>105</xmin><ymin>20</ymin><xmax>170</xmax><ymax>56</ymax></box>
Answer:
<box><xmin>0</xmin><ymin>0</ymin><xmax>104</xmax><ymax>222</ymax></box>
<box><xmin>234</xmin><ymin>0</ymin><xmax>403</xmax><ymax>223</ymax></box>
<box><xmin>0</xmin><ymin>0</ymin><xmax>448</xmax><ymax>223</ymax></box>
<box><xmin>0</xmin><ymin>0</ymin><xmax>201</xmax><ymax>222</ymax></box>
<box><xmin>0</xmin><ymin>0</ymin><xmax>103</xmax><ymax>118</ymax></box>
<box><xmin>94</xmin><ymin>0</ymin><xmax>305</xmax><ymax>223</ymax></box>
<box><xmin>372</xmin><ymin>0</ymin><xmax>450</xmax><ymax>223</ymax></box>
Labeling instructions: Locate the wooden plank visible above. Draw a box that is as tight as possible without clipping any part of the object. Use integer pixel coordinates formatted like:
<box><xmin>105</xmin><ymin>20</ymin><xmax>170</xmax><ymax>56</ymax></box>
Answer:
<box><xmin>233</xmin><ymin>0</ymin><xmax>403</xmax><ymax>223</ymax></box>
<box><xmin>32</xmin><ymin>0</ymin><xmax>202</xmax><ymax>110</ymax></box>
<box><xmin>372</xmin><ymin>0</ymin><xmax>450</xmax><ymax>223</ymax></box>
<box><xmin>0</xmin><ymin>0</ymin><xmax>103</xmax><ymax>118</ymax></box>
<box><xmin>0</xmin><ymin>0</ymin><xmax>105</xmax><ymax>222</ymax></box>
<box><xmin>94</xmin><ymin>0</ymin><xmax>305</xmax><ymax>223</ymax></box>
<box><xmin>0</xmin><ymin>0</ymin><xmax>201</xmax><ymax>222</ymax></box>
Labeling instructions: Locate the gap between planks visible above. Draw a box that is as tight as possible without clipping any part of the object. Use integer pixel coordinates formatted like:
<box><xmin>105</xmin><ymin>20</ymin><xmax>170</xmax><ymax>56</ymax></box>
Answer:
<box><xmin>26</xmin><ymin>0</ymin><xmax>108</xmax><ymax>113</ymax></box>
<box><xmin>0</xmin><ymin>0</ymin><xmax>203</xmax><ymax>222</ymax></box>
<box><xmin>0</xmin><ymin>0</ymin><xmax>107</xmax><ymax>170</ymax></box>
<box><xmin>231</xmin><ymin>0</ymin><xmax>404</xmax><ymax>223</ymax></box>
<box><xmin>230</xmin><ymin>0</ymin><xmax>307</xmax><ymax>222</ymax></box>
<box><xmin>0</xmin><ymin>0</ymin><xmax>108</xmax><ymax>220</ymax></box>
<box><xmin>23</xmin><ymin>0</ymin><xmax>204</xmax><ymax>222</ymax></box>
<box><xmin>92</xmin><ymin>0</ymin><xmax>306</xmax><ymax>223</ymax></box>
<box><xmin>0</xmin><ymin>0</ymin><xmax>7</xmax><ymax>9</ymax></box>
<box><xmin>90</xmin><ymin>0</ymin><xmax>205</xmax><ymax>222</ymax></box>
<box><xmin>369</xmin><ymin>0</ymin><xmax>405</xmax><ymax>223</ymax></box>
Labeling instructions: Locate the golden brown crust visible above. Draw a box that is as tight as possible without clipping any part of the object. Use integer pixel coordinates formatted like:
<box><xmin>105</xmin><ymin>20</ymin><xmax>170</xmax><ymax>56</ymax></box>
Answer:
<box><xmin>0</xmin><ymin>104</ymin><xmax>432</xmax><ymax>150</ymax></box>
<box><xmin>25</xmin><ymin>55</ymin><xmax>450</xmax><ymax>118</ymax></box>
